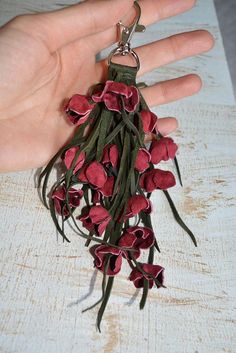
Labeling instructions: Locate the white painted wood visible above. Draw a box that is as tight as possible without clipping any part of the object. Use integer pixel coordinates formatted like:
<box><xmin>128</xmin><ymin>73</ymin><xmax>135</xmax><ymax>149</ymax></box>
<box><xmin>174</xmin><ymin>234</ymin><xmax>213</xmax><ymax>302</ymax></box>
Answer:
<box><xmin>0</xmin><ymin>1</ymin><xmax>235</xmax><ymax>352</ymax></box>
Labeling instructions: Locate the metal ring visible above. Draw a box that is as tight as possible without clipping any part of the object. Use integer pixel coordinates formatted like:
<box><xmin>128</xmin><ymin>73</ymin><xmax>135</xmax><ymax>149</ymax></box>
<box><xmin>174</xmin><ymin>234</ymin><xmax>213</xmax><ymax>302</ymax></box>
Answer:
<box><xmin>108</xmin><ymin>48</ymin><xmax>140</xmax><ymax>71</ymax></box>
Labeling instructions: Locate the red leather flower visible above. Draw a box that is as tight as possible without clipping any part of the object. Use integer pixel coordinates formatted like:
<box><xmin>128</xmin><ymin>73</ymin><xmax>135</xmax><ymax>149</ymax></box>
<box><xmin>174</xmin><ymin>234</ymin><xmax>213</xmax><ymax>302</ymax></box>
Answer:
<box><xmin>78</xmin><ymin>161</ymin><xmax>107</xmax><ymax>188</ymax></box>
<box><xmin>92</xmin><ymin>81</ymin><xmax>139</xmax><ymax>113</ymax></box>
<box><xmin>140</xmin><ymin>169</ymin><xmax>176</xmax><ymax>192</ymax></box>
<box><xmin>140</xmin><ymin>110</ymin><xmax>158</xmax><ymax>133</ymax></box>
<box><xmin>91</xmin><ymin>176</ymin><xmax>115</xmax><ymax>204</ymax></box>
<box><xmin>129</xmin><ymin>263</ymin><xmax>164</xmax><ymax>289</ymax></box>
<box><xmin>125</xmin><ymin>195</ymin><xmax>152</xmax><ymax>219</ymax></box>
<box><xmin>63</xmin><ymin>147</ymin><xmax>86</xmax><ymax>174</ymax></box>
<box><xmin>150</xmin><ymin>137</ymin><xmax>178</xmax><ymax>164</ymax></box>
<box><xmin>65</xmin><ymin>94</ymin><xmax>95</xmax><ymax>126</ymax></box>
<box><xmin>91</xmin><ymin>190</ymin><xmax>101</xmax><ymax>204</ymax></box>
<box><xmin>90</xmin><ymin>245</ymin><xmax>123</xmax><ymax>276</ymax></box>
<box><xmin>98</xmin><ymin>176</ymin><xmax>115</xmax><ymax>197</ymax></box>
<box><xmin>119</xmin><ymin>226</ymin><xmax>155</xmax><ymax>251</ymax></box>
<box><xmin>52</xmin><ymin>185</ymin><xmax>83</xmax><ymax>216</ymax></box>
<box><xmin>78</xmin><ymin>205</ymin><xmax>111</xmax><ymax>236</ymax></box>
<box><xmin>102</xmin><ymin>144</ymin><xmax>119</xmax><ymax>169</ymax></box>
<box><xmin>135</xmin><ymin>148</ymin><xmax>151</xmax><ymax>173</ymax></box>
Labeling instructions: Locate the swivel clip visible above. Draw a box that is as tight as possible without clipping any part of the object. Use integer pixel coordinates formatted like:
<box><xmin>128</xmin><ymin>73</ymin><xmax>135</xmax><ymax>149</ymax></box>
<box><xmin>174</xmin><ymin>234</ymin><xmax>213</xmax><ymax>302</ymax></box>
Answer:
<box><xmin>117</xmin><ymin>1</ymin><xmax>146</xmax><ymax>55</ymax></box>
<box><xmin>108</xmin><ymin>1</ymin><xmax>146</xmax><ymax>70</ymax></box>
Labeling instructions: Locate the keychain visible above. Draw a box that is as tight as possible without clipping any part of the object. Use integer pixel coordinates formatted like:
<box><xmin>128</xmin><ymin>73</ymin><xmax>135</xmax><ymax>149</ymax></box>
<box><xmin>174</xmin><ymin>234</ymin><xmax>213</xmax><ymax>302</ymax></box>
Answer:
<box><xmin>39</xmin><ymin>1</ymin><xmax>196</xmax><ymax>332</ymax></box>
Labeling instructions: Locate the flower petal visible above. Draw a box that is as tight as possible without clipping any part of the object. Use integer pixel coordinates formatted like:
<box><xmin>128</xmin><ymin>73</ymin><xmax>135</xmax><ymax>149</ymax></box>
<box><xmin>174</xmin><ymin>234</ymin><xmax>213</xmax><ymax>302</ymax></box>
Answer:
<box><xmin>97</xmin><ymin>219</ymin><xmax>110</xmax><ymax>236</ymax></box>
<box><xmin>129</xmin><ymin>268</ymin><xmax>144</xmax><ymax>288</ymax></box>
<box><xmin>123</xmin><ymin>86</ymin><xmax>139</xmax><ymax>112</ymax></box>
<box><xmin>92</xmin><ymin>190</ymin><xmax>101</xmax><ymax>204</ymax></box>
<box><xmin>106</xmin><ymin>81</ymin><xmax>131</xmax><ymax>98</ymax></box>
<box><xmin>127</xmin><ymin>226</ymin><xmax>155</xmax><ymax>250</ymax></box>
<box><xmin>140</xmin><ymin>169</ymin><xmax>176</xmax><ymax>192</ymax></box>
<box><xmin>140</xmin><ymin>110</ymin><xmax>158</xmax><ymax>133</ymax></box>
<box><xmin>135</xmin><ymin>148</ymin><xmax>151</xmax><ymax>173</ymax></box>
<box><xmin>98</xmin><ymin>176</ymin><xmax>115</xmax><ymax>197</ymax></box>
<box><xmin>52</xmin><ymin>186</ymin><xmax>66</xmax><ymax>201</ymax></box>
<box><xmin>89</xmin><ymin>205</ymin><xmax>110</xmax><ymax>224</ymax></box>
<box><xmin>102</xmin><ymin>145</ymin><xmax>119</xmax><ymax>168</ymax></box>
<box><xmin>108</xmin><ymin>253</ymin><xmax>122</xmax><ymax>275</ymax></box>
<box><xmin>68</xmin><ymin>188</ymin><xmax>83</xmax><ymax>207</ymax></box>
<box><xmin>53</xmin><ymin>198</ymin><xmax>64</xmax><ymax>215</ymax></box>
<box><xmin>85</xmin><ymin>161</ymin><xmax>107</xmax><ymax>188</ymax></box>
<box><xmin>92</xmin><ymin>81</ymin><xmax>138</xmax><ymax>113</ymax></box>
<box><xmin>77</xmin><ymin>165</ymin><xmax>88</xmax><ymax>183</ymax></box>
<box><xmin>142</xmin><ymin>263</ymin><xmax>164</xmax><ymax>287</ymax></box>
<box><xmin>63</xmin><ymin>147</ymin><xmax>86</xmax><ymax>174</ymax></box>
<box><xmin>67</xmin><ymin>113</ymin><xmax>90</xmax><ymax>126</ymax></box>
<box><xmin>66</xmin><ymin>94</ymin><xmax>95</xmax><ymax>115</ymax></box>
<box><xmin>96</xmin><ymin>245</ymin><xmax>121</xmax><ymax>257</ymax></box>
<box><xmin>150</xmin><ymin>137</ymin><xmax>178</xmax><ymax>164</ymax></box>
<box><xmin>129</xmin><ymin>263</ymin><xmax>164</xmax><ymax>289</ymax></box>
<box><xmin>129</xmin><ymin>195</ymin><xmax>150</xmax><ymax>215</ymax></box>
<box><xmin>91</xmin><ymin>245</ymin><xmax>123</xmax><ymax>276</ymax></box>
<box><xmin>118</xmin><ymin>232</ymin><xmax>137</xmax><ymax>249</ymax></box>
<box><xmin>103</xmin><ymin>93</ymin><xmax>121</xmax><ymax>112</ymax></box>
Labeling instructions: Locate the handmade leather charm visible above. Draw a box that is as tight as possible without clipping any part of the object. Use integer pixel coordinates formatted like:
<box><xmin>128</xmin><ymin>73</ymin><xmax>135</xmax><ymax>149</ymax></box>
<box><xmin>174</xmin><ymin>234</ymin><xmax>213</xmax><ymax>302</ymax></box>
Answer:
<box><xmin>39</xmin><ymin>1</ymin><xmax>196</xmax><ymax>332</ymax></box>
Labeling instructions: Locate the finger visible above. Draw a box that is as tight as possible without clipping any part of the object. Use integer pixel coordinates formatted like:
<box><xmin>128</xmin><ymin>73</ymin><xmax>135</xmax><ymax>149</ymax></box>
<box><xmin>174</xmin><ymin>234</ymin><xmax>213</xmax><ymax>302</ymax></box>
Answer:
<box><xmin>96</xmin><ymin>30</ymin><xmax>214</xmax><ymax>78</ymax></box>
<box><xmin>156</xmin><ymin>117</ymin><xmax>178</xmax><ymax>136</ymax></box>
<box><xmin>90</xmin><ymin>0</ymin><xmax>196</xmax><ymax>52</ymax></box>
<box><xmin>140</xmin><ymin>0</ymin><xmax>196</xmax><ymax>25</ymax></box>
<box><xmin>9</xmin><ymin>0</ymin><xmax>133</xmax><ymax>52</ymax></box>
<box><xmin>137</xmin><ymin>30</ymin><xmax>214</xmax><ymax>76</ymax></box>
<box><xmin>141</xmin><ymin>74</ymin><xmax>202</xmax><ymax>106</ymax></box>
<box><xmin>144</xmin><ymin>117</ymin><xmax>178</xmax><ymax>142</ymax></box>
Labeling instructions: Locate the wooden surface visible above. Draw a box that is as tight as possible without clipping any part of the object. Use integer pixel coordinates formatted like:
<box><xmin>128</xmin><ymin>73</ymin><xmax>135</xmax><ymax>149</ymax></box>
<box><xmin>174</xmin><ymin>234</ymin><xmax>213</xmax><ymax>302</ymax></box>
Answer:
<box><xmin>0</xmin><ymin>1</ymin><xmax>235</xmax><ymax>352</ymax></box>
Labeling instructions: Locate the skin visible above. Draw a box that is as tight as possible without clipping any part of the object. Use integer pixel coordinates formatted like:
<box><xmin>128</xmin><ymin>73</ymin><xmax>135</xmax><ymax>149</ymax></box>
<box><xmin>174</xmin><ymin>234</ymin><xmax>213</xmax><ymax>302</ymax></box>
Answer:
<box><xmin>0</xmin><ymin>0</ymin><xmax>214</xmax><ymax>172</ymax></box>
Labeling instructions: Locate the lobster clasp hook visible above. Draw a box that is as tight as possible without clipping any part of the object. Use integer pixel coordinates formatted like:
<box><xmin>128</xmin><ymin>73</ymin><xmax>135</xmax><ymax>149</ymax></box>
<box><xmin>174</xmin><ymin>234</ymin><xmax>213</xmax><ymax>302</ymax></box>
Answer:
<box><xmin>118</xmin><ymin>1</ymin><xmax>145</xmax><ymax>55</ymax></box>
<box><xmin>108</xmin><ymin>1</ymin><xmax>145</xmax><ymax>70</ymax></box>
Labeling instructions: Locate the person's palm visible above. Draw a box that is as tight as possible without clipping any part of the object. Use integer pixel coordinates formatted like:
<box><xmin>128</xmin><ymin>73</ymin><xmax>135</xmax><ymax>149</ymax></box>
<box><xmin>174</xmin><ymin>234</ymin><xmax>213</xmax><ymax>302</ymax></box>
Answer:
<box><xmin>0</xmin><ymin>0</ymin><xmax>214</xmax><ymax>172</ymax></box>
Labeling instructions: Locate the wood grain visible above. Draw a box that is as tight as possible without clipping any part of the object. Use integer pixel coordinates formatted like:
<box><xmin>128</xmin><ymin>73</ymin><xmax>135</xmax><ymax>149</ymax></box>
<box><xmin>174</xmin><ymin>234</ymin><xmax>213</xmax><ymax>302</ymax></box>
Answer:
<box><xmin>0</xmin><ymin>1</ymin><xmax>235</xmax><ymax>352</ymax></box>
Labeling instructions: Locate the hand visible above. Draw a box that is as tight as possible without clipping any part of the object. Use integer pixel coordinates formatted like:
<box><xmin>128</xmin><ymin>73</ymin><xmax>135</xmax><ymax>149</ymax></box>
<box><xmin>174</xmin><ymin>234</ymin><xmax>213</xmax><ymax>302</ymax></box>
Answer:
<box><xmin>0</xmin><ymin>0</ymin><xmax>214</xmax><ymax>172</ymax></box>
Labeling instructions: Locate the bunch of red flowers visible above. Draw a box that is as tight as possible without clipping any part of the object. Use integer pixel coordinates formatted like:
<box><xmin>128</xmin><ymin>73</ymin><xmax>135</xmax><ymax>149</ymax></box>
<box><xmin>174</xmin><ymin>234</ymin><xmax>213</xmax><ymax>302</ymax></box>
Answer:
<box><xmin>52</xmin><ymin>81</ymin><xmax>177</xmax><ymax>287</ymax></box>
<box><xmin>40</xmin><ymin>77</ymin><xmax>195</xmax><ymax>331</ymax></box>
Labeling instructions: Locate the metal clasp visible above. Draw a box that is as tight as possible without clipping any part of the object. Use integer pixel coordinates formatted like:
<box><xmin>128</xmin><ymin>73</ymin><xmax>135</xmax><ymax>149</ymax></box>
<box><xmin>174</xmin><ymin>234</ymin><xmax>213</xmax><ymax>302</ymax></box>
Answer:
<box><xmin>117</xmin><ymin>1</ymin><xmax>146</xmax><ymax>55</ymax></box>
<box><xmin>108</xmin><ymin>1</ymin><xmax>145</xmax><ymax>70</ymax></box>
